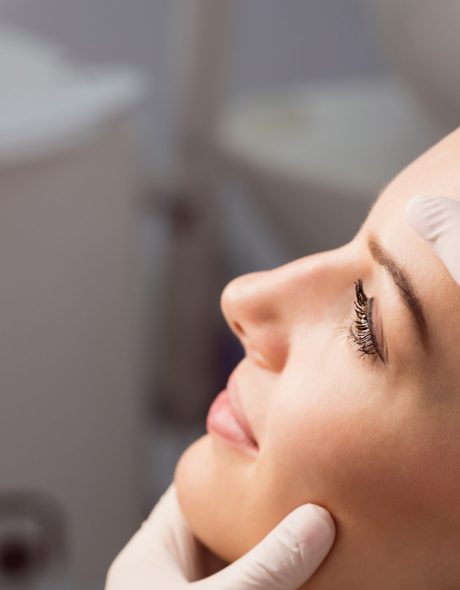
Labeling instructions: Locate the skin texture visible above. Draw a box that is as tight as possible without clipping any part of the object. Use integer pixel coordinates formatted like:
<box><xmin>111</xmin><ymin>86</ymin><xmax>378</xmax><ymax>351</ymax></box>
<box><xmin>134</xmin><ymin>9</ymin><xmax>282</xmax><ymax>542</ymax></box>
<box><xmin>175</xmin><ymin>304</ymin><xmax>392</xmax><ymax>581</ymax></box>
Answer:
<box><xmin>174</xmin><ymin>128</ymin><xmax>460</xmax><ymax>589</ymax></box>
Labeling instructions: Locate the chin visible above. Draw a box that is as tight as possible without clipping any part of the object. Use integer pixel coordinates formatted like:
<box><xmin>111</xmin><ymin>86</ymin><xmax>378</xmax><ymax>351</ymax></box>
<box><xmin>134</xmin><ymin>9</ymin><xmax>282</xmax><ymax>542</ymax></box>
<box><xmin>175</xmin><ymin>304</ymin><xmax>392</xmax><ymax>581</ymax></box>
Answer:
<box><xmin>174</xmin><ymin>434</ymin><xmax>229</xmax><ymax>560</ymax></box>
<box><xmin>174</xmin><ymin>433</ymin><xmax>261</xmax><ymax>563</ymax></box>
<box><xmin>174</xmin><ymin>434</ymin><xmax>209</xmax><ymax>511</ymax></box>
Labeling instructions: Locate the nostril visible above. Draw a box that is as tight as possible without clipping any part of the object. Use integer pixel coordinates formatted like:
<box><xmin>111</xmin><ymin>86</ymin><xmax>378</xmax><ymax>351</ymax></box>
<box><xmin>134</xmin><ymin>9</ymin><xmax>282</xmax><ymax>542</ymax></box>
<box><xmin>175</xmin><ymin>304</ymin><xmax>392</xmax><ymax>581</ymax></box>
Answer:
<box><xmin>233</xmin><ymin>321</ymin><xmax>245</xmax><ymax>337</ymax></box>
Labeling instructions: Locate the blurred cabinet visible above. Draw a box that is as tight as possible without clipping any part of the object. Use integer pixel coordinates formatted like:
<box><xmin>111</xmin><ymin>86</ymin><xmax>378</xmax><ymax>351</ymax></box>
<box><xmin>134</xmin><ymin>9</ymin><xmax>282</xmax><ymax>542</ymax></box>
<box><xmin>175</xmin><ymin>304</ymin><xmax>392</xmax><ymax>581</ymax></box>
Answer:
<box><xmin>0</xmin><ymin>26</ymin><xmax>146</xmax><ymax>589</ymax></box>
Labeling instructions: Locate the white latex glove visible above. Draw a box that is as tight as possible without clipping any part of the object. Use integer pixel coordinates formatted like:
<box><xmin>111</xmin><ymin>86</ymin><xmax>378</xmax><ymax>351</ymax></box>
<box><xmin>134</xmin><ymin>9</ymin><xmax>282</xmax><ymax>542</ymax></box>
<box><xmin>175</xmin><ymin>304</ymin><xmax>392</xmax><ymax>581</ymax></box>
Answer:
<box><xmin>405</xmin><ymin>195</ymin><xmax>460</xmax><ymax>285</ymax></box>
<box><xmin>105</xmin><ymin>482</ymin><xmax>335</xmax><ymax>590</ymax></box>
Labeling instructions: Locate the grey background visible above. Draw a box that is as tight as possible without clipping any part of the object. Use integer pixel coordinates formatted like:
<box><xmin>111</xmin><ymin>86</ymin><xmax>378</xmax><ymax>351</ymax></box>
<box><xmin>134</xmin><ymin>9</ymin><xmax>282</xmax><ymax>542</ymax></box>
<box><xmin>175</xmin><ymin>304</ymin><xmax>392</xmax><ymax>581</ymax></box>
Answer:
<box><xmin>0</xmin><ymin>0</ymin><xmax>386</xmax><ymax>173</ymax></box>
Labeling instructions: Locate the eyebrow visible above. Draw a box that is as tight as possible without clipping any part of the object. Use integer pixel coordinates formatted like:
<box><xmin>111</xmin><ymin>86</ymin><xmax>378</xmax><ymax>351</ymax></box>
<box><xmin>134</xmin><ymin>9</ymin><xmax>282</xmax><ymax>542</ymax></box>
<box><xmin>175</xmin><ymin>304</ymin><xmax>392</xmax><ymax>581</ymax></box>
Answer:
<box><xmin>367</xmin><ymin>235</ymin><xmax>430</xmax><ymax>353</ymax></box>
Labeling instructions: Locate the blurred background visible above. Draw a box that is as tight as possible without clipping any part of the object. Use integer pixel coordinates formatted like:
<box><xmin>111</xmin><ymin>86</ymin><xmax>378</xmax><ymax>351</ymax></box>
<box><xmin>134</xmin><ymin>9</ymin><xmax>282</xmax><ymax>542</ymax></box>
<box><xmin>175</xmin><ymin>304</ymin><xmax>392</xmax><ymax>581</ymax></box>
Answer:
<box><xmin>0</xmin><ymin>0</ymin><xmax>457</xmax><ymax>588</ymax></box>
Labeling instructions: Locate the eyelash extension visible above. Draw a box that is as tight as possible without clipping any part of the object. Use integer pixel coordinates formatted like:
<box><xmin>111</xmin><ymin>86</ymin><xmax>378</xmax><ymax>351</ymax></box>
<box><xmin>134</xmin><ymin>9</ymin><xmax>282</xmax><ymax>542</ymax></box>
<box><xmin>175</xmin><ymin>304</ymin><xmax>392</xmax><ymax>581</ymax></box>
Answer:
<box><xmin>347</xmin><ymin>279</ymin><xmax>382</xmax><ymax>363</ymax></box>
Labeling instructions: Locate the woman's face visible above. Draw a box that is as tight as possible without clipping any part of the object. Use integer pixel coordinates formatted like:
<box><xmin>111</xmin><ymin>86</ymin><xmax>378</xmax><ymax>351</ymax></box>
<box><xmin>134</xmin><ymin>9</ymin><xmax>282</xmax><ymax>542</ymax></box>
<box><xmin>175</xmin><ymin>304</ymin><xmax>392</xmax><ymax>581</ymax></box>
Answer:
<box><xmin>175</xmin><ymin>129</ymin><xmax>460</xmax><ymax>589</ymax></box>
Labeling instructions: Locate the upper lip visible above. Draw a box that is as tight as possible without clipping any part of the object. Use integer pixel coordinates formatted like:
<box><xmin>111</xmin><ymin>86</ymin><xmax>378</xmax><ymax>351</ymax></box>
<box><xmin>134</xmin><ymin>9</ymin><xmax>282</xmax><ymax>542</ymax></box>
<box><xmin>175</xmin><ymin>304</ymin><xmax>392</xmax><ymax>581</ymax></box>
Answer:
<box><xmin>226</xmin><ymin>372</ymin><xmax>258</xmax><ymax>448</ymax></box>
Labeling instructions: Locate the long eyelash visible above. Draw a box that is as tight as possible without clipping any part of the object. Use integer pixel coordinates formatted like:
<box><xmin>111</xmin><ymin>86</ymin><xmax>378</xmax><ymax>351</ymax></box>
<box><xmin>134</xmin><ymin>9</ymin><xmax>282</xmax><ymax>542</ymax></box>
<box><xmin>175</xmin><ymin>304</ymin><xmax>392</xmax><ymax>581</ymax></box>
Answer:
<box><xmin>336</xmin><ymin>279</ymin><xmax>380</xmax><ymax>363</ymax></box>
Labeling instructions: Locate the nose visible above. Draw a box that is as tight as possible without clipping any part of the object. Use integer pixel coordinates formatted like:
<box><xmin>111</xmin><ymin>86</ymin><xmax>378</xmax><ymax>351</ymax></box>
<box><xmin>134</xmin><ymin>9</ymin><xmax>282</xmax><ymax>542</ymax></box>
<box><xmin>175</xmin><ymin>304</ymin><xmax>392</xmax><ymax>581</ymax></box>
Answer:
<box><xmin>220</xmin><ymin>248</ymin><xmax>347</xmax><ymax>372</ymax></box>
<box><xmin>220</xmin><ymin>269</ymin><xmax>287</xmax><ymax>371</ymax></box>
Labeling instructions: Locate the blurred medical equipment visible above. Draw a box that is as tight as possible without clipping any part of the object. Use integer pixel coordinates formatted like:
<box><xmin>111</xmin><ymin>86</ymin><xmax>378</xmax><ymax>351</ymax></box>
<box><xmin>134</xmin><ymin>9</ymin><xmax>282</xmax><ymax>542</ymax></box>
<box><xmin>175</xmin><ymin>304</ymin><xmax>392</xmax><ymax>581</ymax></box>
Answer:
<box><xmin>0</xmin><ymin>491</ymin><xmax>67</xmax><ymax>590</ymax></box>
<box><xmin>217</xmin><ymin>78</ymin><xmax>442</xmax><ymax>254</ymax></box>
<box><xmin>215</xmin><ymin>0</ymin><xmax>460</xmax><ymax>256</ymax></box>
<box><xmin>405</xmin><ymin>195</ymin><xmax>460</xmax><ymax>286</ymax></box>
<box><xmin>0</xmin><ymin>25</ymin><xmax>146</xmax><ymax>590</ymax></box>
<box><xmin>106</xmin><ymin>482</ymin><xmax>335</xmax><ymax>590</ymax></box>
<box><xmin>370</xmin><ymin>0</ymin><xmax>460</xmax><ymax>131</ymax></box>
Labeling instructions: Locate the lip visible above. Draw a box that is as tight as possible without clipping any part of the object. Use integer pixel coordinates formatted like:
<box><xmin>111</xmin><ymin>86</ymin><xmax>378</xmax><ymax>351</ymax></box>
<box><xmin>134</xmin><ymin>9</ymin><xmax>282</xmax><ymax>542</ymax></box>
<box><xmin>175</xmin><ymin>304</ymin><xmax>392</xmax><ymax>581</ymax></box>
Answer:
<box><xmin>206</xmin><ymin>372</ymin><xmax>258</xmax><ymax>455</ymax></box>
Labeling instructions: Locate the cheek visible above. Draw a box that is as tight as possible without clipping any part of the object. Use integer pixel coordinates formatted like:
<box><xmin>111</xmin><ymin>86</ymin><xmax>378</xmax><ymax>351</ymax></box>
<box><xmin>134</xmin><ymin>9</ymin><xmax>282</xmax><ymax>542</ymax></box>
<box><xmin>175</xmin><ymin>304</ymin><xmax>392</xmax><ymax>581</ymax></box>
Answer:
<box><xmin>255</xmin><ymin>368</ymin><xmax>460</xmax><ymax>588</ymax></box>
<box><xmin>265</xmin><ymin>369</ymin><xmax>425</xmax><ymax>529</ymax></box>
<box><xmin>262</xmin><ymin>388</ymin><xmax>357</xmax><ymax>512</ymax></box>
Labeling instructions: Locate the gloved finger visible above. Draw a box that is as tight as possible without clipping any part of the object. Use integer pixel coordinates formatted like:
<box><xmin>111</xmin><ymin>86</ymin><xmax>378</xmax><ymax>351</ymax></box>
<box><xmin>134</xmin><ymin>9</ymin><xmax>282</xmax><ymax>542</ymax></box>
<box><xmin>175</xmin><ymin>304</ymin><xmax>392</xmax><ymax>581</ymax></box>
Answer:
<box><xmin>141</xmin><ymin>483</ymin><xmax>190</xmax><ymax>539</ymax></box>
<box><xmin>405</xmin><ymin>195</ymin><xmax>460</xmax><ymax>285</ymax></box>
<box><xmin>196</xmin><ymin>503</ymin><xmax>335</xmax><ymax>590</ymax></box>
<box><xmin>105</xmin><ymin>484</ymin><xmax>199</xmax><ymax>589</ymax></box>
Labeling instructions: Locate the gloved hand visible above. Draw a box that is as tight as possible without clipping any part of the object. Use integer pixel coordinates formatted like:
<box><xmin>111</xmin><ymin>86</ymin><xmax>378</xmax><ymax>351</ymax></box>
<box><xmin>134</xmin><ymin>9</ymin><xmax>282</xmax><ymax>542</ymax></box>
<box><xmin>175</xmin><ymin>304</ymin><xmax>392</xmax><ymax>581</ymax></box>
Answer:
<box><xmin>105</xmin><ymin>482</ymin><xmax>335</xmax><ymax>590</ymax></box>
<box><xmin>405</xmin><ymin>195</ymin><xmax>460</xmax><ymax>285</ymax></box>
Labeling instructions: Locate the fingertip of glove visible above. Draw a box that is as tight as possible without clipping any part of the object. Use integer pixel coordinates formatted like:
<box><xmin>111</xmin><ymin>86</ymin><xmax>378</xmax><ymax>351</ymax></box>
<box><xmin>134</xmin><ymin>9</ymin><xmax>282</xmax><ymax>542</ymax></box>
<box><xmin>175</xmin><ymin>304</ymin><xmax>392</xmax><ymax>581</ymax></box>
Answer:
<box><xmin>405</xmin><ymin>194</ymin><xmax>460</xmax><ymax>241</ymax></box>
<box><xmin>284</xmin><ymin>504</ymin><xmax>335</xmax><ymax>550</ymax></box>
<box><xmin>405</xmin><ymin>195</ymin><xmax>439</xmax><ymax>238</ymax></box>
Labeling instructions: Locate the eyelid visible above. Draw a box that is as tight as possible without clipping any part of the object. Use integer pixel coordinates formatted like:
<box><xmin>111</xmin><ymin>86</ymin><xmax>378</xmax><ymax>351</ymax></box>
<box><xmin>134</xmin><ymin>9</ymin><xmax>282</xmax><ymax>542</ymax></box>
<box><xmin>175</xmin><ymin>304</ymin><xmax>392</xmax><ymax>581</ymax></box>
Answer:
<box><xmin>368</xmin><ymin>297</ymin><xmax>388</xmax><ymax>363</ymax></box>
<box><xmin>345</xmin><ymin>280</ymin><xmax>384</xmax><ymax>365</ymax></box>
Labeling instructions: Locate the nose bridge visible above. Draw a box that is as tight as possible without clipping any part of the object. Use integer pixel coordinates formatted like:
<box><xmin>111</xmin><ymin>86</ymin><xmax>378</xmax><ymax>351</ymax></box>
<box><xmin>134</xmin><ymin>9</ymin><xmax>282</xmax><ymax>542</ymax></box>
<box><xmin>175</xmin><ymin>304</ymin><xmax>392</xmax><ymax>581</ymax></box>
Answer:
<box><xmin>220</xmin><ymin>248</ymin><xmax>343</xmax><ymax>372</ymax></box>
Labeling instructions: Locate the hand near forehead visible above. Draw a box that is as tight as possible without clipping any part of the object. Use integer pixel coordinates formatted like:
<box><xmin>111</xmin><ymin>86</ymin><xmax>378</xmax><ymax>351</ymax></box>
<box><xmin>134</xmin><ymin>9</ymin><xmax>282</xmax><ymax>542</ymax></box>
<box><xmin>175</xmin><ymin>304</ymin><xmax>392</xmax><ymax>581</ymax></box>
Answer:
<box><xmin>105</xmin><ymin>482</ymin><xmax>335</xmax><ymax>590</ymax></box>
<box><xmin>405</xmin><ymin>195</ymin><xmax>460</xmax><ymax>285</ymax></box>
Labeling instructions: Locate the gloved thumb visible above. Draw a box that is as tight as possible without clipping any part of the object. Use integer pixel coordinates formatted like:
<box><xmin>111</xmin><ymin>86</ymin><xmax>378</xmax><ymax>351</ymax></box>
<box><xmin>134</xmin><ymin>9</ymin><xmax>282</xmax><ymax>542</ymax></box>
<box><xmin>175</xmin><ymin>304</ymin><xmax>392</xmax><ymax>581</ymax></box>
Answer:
<box><xmin>197</xmin><ymin>504</ymin><xmax>335</xmax><ymax>590</ymax></box>
<box><xmin>405</xmin><ymin>195</ymin><xmax>460</xmax><ymax>285</ymax></box>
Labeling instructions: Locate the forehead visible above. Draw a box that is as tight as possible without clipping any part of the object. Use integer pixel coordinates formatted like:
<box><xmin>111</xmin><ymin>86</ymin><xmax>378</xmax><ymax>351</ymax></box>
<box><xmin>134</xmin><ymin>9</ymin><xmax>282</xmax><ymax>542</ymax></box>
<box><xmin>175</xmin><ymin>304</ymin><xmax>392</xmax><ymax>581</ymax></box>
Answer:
<box><xmin>359</xmin><ymin>128</ymin><xmax>460</xmax><ymax>372</ymax></box>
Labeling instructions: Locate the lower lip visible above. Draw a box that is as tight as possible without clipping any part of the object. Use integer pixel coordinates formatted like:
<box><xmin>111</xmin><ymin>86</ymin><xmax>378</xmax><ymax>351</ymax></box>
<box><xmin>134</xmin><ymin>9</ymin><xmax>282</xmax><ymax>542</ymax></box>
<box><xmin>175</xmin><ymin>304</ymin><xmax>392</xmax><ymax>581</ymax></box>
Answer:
<box><xmin>206</xmin><ymin>389</ymin><xmax>258</xmax><ymax>455</ymax></box>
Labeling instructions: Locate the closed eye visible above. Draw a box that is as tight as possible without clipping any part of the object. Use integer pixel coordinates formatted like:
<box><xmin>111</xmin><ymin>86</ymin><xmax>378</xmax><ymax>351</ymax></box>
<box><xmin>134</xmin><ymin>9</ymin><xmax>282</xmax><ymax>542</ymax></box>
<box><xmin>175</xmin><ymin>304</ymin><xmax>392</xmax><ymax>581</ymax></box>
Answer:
<box><xmin>347</xmin><ymin>279</ymin><xmax>386</xmax><ymax>365</ymax></box>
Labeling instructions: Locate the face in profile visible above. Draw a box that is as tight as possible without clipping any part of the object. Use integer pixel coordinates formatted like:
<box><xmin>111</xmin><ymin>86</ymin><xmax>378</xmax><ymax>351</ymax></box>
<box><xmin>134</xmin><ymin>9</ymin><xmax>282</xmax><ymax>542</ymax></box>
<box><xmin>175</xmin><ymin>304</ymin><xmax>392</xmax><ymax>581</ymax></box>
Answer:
<box><xmin>174</xmin><ymin>128</ymin><xmax>460</xmax><ymax>589</ymax></box>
